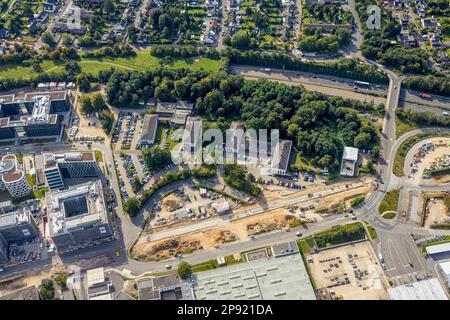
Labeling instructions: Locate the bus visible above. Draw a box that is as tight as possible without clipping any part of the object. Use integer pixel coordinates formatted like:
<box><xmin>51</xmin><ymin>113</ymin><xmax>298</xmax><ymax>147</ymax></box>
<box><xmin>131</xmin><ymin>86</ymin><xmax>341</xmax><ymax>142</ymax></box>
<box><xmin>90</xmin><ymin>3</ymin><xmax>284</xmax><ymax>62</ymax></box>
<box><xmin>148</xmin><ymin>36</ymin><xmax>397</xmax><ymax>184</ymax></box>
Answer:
<box><xmin>378</xmin><ymin>253</ymin><xmax>384</xmax><ymax>263</ymax></box>
<box><xmin>354</xmin><ymin>80</ymin><xmax>370</xmax><ymax>88</ymax></box>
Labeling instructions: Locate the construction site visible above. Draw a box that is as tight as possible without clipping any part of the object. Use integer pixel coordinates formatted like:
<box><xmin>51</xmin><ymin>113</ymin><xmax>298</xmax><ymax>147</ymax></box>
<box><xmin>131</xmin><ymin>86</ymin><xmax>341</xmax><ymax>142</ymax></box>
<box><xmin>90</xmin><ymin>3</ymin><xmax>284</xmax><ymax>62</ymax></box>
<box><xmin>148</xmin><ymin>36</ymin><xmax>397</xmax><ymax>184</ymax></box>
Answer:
<box><xmin>308</xmin><ymin>241</ymin><xmax>389</xmax><ymax>300</ymax></box>
<box><xmin>421</xmin><ymin>192</ymin><xmax>450</xmax><ymax>229</ymax></box>
<box><xmin>131</xmin><ymin>179</ymin><xmax>375</xmax><ymax>261</ymax></box>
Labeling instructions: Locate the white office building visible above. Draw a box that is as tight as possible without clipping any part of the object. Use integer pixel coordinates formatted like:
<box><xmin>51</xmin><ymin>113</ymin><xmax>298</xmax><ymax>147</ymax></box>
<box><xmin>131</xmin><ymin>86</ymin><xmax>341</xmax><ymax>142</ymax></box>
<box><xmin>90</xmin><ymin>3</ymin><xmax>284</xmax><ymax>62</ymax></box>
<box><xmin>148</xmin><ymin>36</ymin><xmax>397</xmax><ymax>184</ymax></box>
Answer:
<box><xmin>0</xmin><ymin>154</ymin><xmax>31</xmax><ymax>198</ymax></box>
<box><xmin>340</xmin><ymin>146</ymin><xmax>359</xmax><ymax>177</ymax></box>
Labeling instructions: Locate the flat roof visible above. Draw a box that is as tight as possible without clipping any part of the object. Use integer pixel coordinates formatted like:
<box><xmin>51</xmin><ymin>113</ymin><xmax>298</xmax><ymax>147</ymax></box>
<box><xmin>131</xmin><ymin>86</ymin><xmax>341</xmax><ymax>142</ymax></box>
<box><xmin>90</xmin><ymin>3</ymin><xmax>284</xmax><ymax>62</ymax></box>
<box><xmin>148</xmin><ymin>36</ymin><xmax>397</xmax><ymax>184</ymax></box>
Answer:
<box><xmin>388</xmin><ymin>278</ymin><xmax>448</xmax><ymax>300</ymax></box>
<box><xmin>86</xmin><ymin>267</ymin><xmax>105</xmax><ymax>287</ymax></box>
<box><xmin>141</xmin><ymin>114</ymin><xmax>158</xmax><ymax>143</ymax></box>
<box><xmin>271</xmin><ymin>241</ymin><xmax>299</xmax><ymax>257</ymax></box>
<box><xmin>192</xmin><ymin>253</ymin><xmax>316</xmax><ymax>300</ymax></box>
<box><xmin>426</xmin><ymin>242</ymin><xmax>450</xmax><ymax>255</ymax></box>
<box><xmin>439</xmin><ymin>261</ymin><xmax>450</xmax><ymax>283</ymax></box>
<box><xmin>342</xmin><ymin>146</ymin><xmax>359</xmax><ymax>161</ymax></box>
<box><xmin>0</xmin><ymin>286</ymin><xmax>39</xmax><ymax>300</ymax></box>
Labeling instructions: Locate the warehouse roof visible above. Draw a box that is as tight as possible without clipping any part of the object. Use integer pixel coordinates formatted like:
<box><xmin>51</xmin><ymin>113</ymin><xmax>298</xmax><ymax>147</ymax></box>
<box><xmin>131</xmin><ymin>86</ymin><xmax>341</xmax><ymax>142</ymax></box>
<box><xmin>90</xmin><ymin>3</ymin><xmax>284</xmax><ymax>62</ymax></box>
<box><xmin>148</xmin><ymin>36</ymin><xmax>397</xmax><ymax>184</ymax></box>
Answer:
<box><xmin>388</xmin><ymin>278</ymin><xmax>447</xmax><ymax>300</ymax></box>
<box><xmin>426</xmin><ymin>242</ymin><xmax>450</xmax><ymax>255</ymax></box>
<box><xmin>192</xmin><ymin>253</ymin><xmax>315</xmax><ymax>300</ymax></box>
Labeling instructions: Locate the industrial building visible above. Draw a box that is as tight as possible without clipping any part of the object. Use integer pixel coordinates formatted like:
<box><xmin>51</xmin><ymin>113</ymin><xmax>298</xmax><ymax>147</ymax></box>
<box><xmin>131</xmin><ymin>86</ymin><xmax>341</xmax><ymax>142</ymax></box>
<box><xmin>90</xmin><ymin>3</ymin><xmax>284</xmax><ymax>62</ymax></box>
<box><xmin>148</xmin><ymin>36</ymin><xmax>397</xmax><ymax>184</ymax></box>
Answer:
<box><xmin>0</xmin><ymin>154</ymin><xmax>31</xmax><ymax>199</ymax></box>
<box><xmin>0</xmin><ymin>208</ymin><xmax>40</xmax><ymax>265</ymax></box>
<box><xmin>388</xmin><ymin>278</ymin><xmax>448</xmax><ymax>300</ymax></box>
<box><xmin>191</xmin><ymin>253</ymin><xmax>316</xmax><ymax>300</ymax></box>
<box><xmin>425</xmin><ymin>242</ymin><xmax>450</xmax><ymax>260</ymax></box>
<box><xmin>439</xmin><ymin>261</ymin><xmax>450</xmax><ymax>289</ymax></box>
<box><xmin>43</xmin><ymin>152</ymin><xmax>100</xmax><ymax>190</ymax></box>
<box><xmin>0</xmin><ymin>91</ymin><xmax>71</xmax><ymax>141</ymax></box>
<box><xmin>46</xmin><ymin>180</ymin><xmax>113</xmax><ymax>253</ymax></box>
<box><xmin>340</xmin><ymin>146</ymin><xmax>359</xmax><ymax>177</ymax></box>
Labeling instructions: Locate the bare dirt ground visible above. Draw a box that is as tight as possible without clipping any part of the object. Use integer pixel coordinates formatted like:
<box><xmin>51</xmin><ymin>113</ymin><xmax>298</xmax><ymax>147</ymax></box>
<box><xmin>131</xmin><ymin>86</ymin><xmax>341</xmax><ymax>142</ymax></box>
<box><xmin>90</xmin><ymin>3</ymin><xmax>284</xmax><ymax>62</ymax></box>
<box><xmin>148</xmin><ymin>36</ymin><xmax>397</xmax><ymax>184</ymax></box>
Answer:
<box><xmin>133</xmin><ymin>181</ymin><xmax>374</xmax><ymax>260</ymax></box>
<box><xmin>74</xmin><ymin>96</ymin><xmax>108</xmax><ymax>139</ymax></box>
<box><xmin>424</xmin><ymin>198</ymin><xmax>449</xmax><ymax>228</ymax></box>
<box><xmin>308</xmin><ymin>242</ymin><xmax>389</xmax><ymax>300</ymax></box>
<box><xmin>132</xmin><ymin>208</ymin><xmax>295</xmax><ymax>260</ymax></box>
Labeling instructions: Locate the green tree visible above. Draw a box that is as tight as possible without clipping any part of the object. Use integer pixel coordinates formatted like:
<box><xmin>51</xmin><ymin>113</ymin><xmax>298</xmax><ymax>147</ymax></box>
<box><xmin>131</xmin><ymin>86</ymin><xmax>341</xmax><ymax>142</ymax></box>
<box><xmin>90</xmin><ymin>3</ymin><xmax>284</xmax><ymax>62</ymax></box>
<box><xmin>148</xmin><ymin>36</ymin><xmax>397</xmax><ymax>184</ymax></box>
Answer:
<box><xmin>124</xmin><ymin>197</ymin><xmax>139</xmax><ymax>217</ymax></box>
<box><xmin>142</xmin><ymin>147</ymin><xmax>172</xmax><ymax>171</ymax></box>
<box><xmin>76</xmin><ymin>73</ymin><xmax>91</xmax><ymax>93</ymax></box>
<box><xmin>80</xmin><ymin>95</ymin><xmax>93</xmax><ymax>113</ymax></box>
<box><xmin>103</xmin><ymin>0</ymin><xmax>115</xmax><ymax>14</ymax></box>
<box><xmin>91</xmin><ymin>93</ymin><xmax>107</xmax><ymax>111</ymax></box>
<box><xmin>177</xmin><ymin>261</ymin><xmax>192</xmax><ymax>278</ymax></box>
<box><xmin>55</xmin><ymin>274</ymin><xmax>68</xmax><ymax>289</ymax></box>
<box><xmin>23</xmin><ymin>6</ymin><xmax>34</xmax><ymax>18</ymax></box>
<box><xmin>231</xmin><ymin>30</ymin><xmax>250</xmax><ymax>48</ymax></box>
<box><xmin>62</xmin><ymin>34</ymin><xmax>73</xmax><ymax>47</ymax></box>
<box><xmin>42</xmin><ymin>33</ymin><xmax>56</xmax><ymax>47</ymax></box>
<box><xmin>39</xmin><ymin>279</ymin><xmax>55</xmax><ymax>300</ymax></box>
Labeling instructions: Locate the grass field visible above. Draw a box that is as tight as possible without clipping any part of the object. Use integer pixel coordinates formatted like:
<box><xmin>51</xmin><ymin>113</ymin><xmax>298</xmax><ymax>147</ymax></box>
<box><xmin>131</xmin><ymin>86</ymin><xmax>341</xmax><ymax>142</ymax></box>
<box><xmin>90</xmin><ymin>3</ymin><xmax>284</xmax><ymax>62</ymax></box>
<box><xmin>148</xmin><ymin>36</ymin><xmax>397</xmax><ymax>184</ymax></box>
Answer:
<box><xmin>382</xmin><ymin>211</ymin><xmax>396</xmax><ymax>219</ymax></box>
<box><xmin>378</xmin><ymin>189</ymin><xmax>400</xmax><ymax>215</ymax></box>
<box><xmin>396</xmin><ymin>118</ymin><xmax>419</xmax><ymax>137</ymax></box>
<box><xmin>0</xmin><ymin>50</ymin><xmax>221</xmax><ymax>80</ymax></box>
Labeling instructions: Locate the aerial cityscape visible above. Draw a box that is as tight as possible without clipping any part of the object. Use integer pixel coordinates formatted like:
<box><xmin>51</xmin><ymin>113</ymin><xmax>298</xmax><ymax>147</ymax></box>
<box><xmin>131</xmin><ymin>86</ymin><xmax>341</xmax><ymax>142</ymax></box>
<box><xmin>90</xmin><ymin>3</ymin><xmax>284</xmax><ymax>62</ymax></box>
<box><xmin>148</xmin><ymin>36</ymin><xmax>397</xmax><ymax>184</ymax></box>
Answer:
<box><xmin>0</xmin><ymin>0</ymin><xmax>449</xmax><ymax>304</ymax></box>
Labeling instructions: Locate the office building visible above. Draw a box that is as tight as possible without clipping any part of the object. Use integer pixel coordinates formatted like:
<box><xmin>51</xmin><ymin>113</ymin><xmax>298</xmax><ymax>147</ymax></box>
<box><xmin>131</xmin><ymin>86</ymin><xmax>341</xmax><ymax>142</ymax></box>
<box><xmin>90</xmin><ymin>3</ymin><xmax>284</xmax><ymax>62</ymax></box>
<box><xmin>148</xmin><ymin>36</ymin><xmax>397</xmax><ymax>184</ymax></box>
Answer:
<box><xmin>0</xmin><ymin>91</ymin><xmax>70</xmax><ymax>141</ymax></box>
<box><xmin>46</xmin><ymin>180</ymin><xmax>113</xmax><ymax>253</ymax></box>
<box><xmin>0</xmin><ymin>154</ymin><xmax>31</xmax><ymax>199</ymax></box>
<box><xmin>43</xmin><ymin>152</ymin><xmax>100</xmax><ymax>190</ymax></box>
<box><xmin>340</xmin><ymin>146</ymin><xmax>359</xmax><ymax>177</ymax></box>
<box><xmin>0</xmin><ymin>208</ymin><xmax>40</xmax><ymax>264</ymax></box>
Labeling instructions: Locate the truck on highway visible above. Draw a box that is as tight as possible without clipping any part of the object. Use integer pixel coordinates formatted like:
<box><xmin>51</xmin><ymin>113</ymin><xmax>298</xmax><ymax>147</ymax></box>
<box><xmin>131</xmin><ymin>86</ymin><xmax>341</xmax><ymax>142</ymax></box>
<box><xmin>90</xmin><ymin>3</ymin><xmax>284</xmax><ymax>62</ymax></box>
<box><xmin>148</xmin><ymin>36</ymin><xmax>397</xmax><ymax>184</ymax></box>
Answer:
<box><xmin>354</xmin><ymin>80</ymin><xmax>370</xmax><ymax>88</ymax></box>
<box><xmin>419</xmin><ymin>92</ymin><xmax>432</xmax><ymax>100</ymax></box>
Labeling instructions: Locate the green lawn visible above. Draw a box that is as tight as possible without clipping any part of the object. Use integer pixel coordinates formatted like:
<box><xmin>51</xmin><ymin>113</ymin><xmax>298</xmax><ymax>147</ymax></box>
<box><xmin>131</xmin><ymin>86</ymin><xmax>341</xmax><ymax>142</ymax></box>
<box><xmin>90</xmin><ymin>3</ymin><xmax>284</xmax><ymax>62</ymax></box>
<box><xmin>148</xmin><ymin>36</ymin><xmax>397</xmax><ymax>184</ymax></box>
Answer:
<box><xmin>48</xmin><ymin>60</ymin><xmax>130</xmax><ymax>77</ymax></box>
<box><xmin>94</xmin><ymin>150</ymin><xmax>103</xmax><ymax>164</ymax></box>
<box><xmin>0</xmin><ymin>64</ymin><xmax>35</xmax><ymax>80</ymax></box>
<box><xmin>155</xmin><ymin>122</ymin><xmax>169</xmax><ymax>145</ymax></box>
<box><xmin>168</xmin><ymin>58</ymin><xmax>220</xmax><ymax>73</ymax></box>
<box><xmin>382</xmin><ymin>211</ymin><xmax>396</xmax><ymax>219</ymax></box>
<box><xmin>191</xmin><ymin>259</ymin><xmax>219</xmax><ymax>273</ymax></box>
<box><xmin>0</xmin><ymin>50</ymin><xmax>221</xmax><ymax>80</ymax></box>
<box><xmin>396</xmin><ymin>118</ymin><xmax>419</xmax><ymax>137</ymax></box>
<box><xmin>379</xmin><ymin>189</ymin><xmax>400</xmax><ymax>215</ymax></box>
<box><xmin>364</xmin><ymin>222</ymin><xmax>378</xmax><ymax>240</ymax></box>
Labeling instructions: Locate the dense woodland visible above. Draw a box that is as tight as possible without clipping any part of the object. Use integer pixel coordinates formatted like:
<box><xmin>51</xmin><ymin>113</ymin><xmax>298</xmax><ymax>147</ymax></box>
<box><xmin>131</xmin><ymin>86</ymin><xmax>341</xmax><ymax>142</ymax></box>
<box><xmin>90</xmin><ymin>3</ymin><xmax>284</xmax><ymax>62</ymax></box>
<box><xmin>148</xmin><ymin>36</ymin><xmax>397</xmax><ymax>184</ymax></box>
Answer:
<box><xmin>299</xmin><ymin>29</ymin><xmax>352</xmax><ymax>53</ymax></box>
<box><xmin>103</xmin><ymin>69</ymin><xmax>380</xmax><ymax>170</ymax></box>
<box><xmin>403</xmin><ymin>76</ymin><xmax>450</xmax><ymax>97</ymax></box>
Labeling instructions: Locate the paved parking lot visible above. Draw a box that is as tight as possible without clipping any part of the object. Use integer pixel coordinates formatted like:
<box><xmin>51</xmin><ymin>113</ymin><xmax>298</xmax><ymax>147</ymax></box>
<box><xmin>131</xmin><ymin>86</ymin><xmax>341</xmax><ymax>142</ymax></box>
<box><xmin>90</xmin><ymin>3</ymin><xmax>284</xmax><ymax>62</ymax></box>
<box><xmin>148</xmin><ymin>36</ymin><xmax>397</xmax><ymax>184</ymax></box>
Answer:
<box><xmin>377</xmin><ymin>229</ymin><xmax>432</xmax><ymax>283</ymax></box>
<box><xmin>309</xmin><ymin>241</ymin><xmax>389</xmax><ymax>300</ymax></box>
